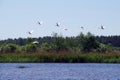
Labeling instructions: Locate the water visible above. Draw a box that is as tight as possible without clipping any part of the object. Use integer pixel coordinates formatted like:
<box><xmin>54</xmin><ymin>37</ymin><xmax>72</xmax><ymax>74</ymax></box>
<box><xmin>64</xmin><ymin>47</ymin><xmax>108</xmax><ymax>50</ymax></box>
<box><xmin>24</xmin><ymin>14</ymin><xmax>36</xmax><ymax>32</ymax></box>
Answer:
<box><xmin>0</xmin><ymin>63</ymin><xmax>120</xmax><ymax>80</ymax></box>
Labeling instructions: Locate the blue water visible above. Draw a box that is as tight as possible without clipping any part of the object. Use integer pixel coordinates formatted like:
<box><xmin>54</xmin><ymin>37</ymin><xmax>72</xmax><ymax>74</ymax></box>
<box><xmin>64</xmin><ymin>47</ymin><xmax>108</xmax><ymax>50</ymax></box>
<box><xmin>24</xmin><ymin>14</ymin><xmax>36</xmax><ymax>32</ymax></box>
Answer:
<box><xmin>0</xmin><ymin>63</ymin><xmax>120</xmax><ymax>80</ymax></box>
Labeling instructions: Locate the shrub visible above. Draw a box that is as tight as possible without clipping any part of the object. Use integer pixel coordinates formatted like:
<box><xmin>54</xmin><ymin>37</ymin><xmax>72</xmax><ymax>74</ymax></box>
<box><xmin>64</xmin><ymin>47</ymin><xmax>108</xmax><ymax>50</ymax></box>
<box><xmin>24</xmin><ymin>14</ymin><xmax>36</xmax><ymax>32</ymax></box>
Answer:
<box><xmin>23</xmin><ymin>44</ymin><xmax>38</xmax><ymax>53</ymax></box>
<box><xmin>0</xmin><ymin>44</ymin><xmax>18</xmax><ymax>53</ymax></box>
<box><xmin>40</xmin><ymin>42</ymin><xmax>57</xmax><ymax>52</ymax></box>
<box><xmin>76</xmin><ymin>32</ymin><xmax>100</xmax><ymax>52</ymax></box>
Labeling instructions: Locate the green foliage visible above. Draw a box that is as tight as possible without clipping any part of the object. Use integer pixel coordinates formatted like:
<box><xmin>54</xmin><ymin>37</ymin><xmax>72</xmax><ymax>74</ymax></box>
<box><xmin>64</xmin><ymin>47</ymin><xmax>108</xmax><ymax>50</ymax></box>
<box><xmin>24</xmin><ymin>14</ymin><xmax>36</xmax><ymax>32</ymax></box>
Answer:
<box><xmin>76</xmin><ymin>32</ymin><xmax>99</xmax><ymax>52</ymax></box>
<box><xmin>0</xmin><ymin>44</ymin><xmax>18</xmax><ymax>53</ymax></box>
<box><xmin>26</xmin><ymin>37</ymin><xmax>34</xmax><ymax>44</ymax></box>
<box><xmin>0</xmin><ymin>32</ymin><xmax>120</xmax><ymax>63</ymax></box>
<box><xmin>54</xmin><ymin>37</ymin><xmax>67</xmax><ymax>51</ymax></box>
<box><xmin>0</xmin><ymin>32</ymin><xmax>118</xmax><ymax>53</ymax></box>
<box><xmin>40</xmin><ymin>42</ymin><xmax>57</xmax><ymax>51</ymax></box>
<box><xmin>52</xmin><ymin>33</ymin><xmax>68</xmax><ymax>52</ymax></box>
<box><xmin>97</xmin><ymin>43</ymin><xmax>115</xmax><ymax>53</ymax></box>
<box><xmin>22</xmin><ymin>44</ymin><xmax>38</xmax><ymax>53</ymax></box>
<box><xmin>1</xmin><ymin>53</ymin><xmax>120</xmax><ymax>63</ymax></box>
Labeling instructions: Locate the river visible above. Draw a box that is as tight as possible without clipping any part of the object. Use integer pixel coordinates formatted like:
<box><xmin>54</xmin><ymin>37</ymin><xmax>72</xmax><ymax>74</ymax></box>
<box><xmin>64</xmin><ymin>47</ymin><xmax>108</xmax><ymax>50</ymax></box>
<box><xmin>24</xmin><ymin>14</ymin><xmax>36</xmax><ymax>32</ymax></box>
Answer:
<box><xmin>0</xmin><ymin>63</ymin><xmax>120</xmax><ymax>80</ymax></box>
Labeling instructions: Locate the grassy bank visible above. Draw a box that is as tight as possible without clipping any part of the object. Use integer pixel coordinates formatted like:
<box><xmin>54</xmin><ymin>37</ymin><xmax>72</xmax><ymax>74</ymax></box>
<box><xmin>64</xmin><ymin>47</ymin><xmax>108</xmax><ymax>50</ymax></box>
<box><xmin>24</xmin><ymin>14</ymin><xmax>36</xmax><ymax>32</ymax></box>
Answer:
<box><xmin>1</xmin><ymin>52</ymin><xmax>120</xmax><ymax>63</ymax></box>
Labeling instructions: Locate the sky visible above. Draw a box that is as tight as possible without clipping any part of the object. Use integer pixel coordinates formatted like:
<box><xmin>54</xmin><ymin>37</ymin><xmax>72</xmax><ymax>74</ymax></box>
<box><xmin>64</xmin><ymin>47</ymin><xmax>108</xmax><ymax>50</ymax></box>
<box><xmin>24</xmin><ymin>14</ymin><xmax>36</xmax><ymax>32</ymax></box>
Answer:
<box><xmin>0</xmin><ymin>0</ymin><xmax>120</xmax><ymax>40</ymax></box>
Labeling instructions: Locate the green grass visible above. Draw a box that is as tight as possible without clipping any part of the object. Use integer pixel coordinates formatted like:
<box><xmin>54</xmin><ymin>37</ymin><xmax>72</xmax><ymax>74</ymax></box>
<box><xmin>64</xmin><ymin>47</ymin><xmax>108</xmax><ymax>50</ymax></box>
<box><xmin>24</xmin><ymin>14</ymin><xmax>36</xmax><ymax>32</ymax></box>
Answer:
<box><xmin>1</xmin><ymin>52</ymin><xmax>120</xmax><ymax>63</ymax></box>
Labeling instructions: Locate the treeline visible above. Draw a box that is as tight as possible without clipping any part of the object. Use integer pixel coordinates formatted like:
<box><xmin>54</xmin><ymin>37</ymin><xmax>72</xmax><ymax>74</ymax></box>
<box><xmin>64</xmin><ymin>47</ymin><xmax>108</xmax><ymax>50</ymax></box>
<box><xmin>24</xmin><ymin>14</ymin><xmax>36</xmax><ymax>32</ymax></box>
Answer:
<box><xmin>96</xmin><ymin>36</ymin><xmax>120</xmax><ymax>47</ymax></box>
<box><xmin>1</xmin><ymin>34</ymin><xmax>120</xmax><ymax>47</ymax></box>
<box><xmin>0</xmin><ymin>32</ymin><xmax>119</xmax><ymax>53</ymax></box>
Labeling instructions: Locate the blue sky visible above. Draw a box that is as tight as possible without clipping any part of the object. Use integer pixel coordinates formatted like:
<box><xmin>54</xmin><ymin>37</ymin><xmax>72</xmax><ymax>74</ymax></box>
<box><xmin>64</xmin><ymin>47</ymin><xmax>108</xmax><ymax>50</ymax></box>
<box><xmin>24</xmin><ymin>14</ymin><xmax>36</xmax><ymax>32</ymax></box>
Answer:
<box><xmin>0</xmin><ymin>0</ymin><xmax>120</xmax><ymax>40</ymax></box>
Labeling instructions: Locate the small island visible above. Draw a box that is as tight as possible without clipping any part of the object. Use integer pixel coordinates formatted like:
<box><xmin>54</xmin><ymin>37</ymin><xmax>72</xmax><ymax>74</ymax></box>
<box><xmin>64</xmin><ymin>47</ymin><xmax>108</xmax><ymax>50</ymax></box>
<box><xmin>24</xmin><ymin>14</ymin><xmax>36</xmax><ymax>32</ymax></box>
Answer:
<box><xmin>0</xmin><ymin>32</ymin><xmax>120</xmax><ymax>63</ymax></box>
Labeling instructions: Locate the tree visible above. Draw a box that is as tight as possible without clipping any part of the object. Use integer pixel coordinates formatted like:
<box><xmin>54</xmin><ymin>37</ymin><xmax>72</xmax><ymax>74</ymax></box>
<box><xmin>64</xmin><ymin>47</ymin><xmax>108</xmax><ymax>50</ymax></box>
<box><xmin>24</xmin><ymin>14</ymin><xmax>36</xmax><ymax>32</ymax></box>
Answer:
<box><xmin>40</xmin><ymin>42</ymin><xmax>57</xmax><ymax>52</ymax></box>
<box><xmin>0</xmin><ymin>44</ymin><xmax>18</xmax><ymax>53</ymax></box>
<box><xmin>23</xmin><ymin>44</ymin><xmax>38</xmax><ymax>53</ymax></box>
<box><xmin>52</xmin><ymin>33</ymin><xmax>67</xmax><ymax>52</ymax></box>
<box><xmin>76</xmin><ymin>32</ymin><xmax>99</xmax><ymax>52</ymax></box>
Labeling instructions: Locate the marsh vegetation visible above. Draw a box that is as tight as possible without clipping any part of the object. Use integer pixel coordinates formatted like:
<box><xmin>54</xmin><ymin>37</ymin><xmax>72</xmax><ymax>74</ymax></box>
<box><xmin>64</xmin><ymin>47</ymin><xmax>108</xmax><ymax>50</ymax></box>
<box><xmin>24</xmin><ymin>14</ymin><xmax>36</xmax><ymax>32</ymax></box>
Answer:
<box><xmin>0</xmin><ymin>32</ymin><xmax>120</xmax><ymax>63</ymax></box>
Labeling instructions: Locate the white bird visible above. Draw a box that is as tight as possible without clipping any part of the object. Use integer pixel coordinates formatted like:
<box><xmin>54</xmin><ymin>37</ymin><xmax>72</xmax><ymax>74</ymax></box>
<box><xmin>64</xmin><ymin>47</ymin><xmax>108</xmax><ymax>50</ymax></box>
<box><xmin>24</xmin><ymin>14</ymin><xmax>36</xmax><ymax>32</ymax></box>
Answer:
<box><xmin>99</xmin><ymin>25</ymin><xmax>105</xmax><ymax>30</ymax></box>
<box><xmin>32</xmin><ymin>41</ymin><xmax>39</xmax><ymax>44</ymax></box>
<box><xmin>63</xmin><ymin>28</ymin><xmax>68</xmax><ymax>31</ymax></box>
<box><xmin>56</xmin><ymin>22</ymin><xmax>60</xmax><ymax>27</ymax></box>
<box><xmin>38</xmin><ymin>21</ymin><xmax>43</xmax><ymax>25</ymax></box>
<box><xmin>28</xmin><ymin>30</ymin><xmax>33</xmax><ymax>35</ymax></box>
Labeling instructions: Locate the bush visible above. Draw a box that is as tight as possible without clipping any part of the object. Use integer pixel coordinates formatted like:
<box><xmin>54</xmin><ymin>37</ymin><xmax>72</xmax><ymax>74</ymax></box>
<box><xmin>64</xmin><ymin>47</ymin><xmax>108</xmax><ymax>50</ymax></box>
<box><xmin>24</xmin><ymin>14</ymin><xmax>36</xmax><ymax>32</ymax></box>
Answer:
<box><xmin>76</xmin><ymin>32</ymin><xmax>100</xmax><ymax>52</ymax></box>
<box><xmin>97</xmin><ymin>43</ymin><xmax>115</xmax><ymax>53</ymax></box>
<box><xmin>0</xmin><ymin>44</ymin><xmax>18</xmax><ymax>53</ymax></box>
<box><xmin>23</xmin><ymin>44</ymin><xmax>38</xmax><ymax>53</ymax></box>
<box><xmin>40</xmin><ymin>42</ymin><xmax>57</xmax><ymax>52</ymax></box>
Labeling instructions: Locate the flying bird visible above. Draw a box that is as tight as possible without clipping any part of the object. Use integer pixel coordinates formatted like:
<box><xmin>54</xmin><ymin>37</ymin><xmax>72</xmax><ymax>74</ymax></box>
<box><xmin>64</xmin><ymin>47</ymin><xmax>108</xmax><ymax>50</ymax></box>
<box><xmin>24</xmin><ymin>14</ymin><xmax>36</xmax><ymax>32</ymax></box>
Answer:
<box><xmin>63</xmin><ymin>28</ymin><xmax>68</xmax><ymax>31</ymax></box>
<box><xmin>38</xmin><ymin>21</ymin><xmax>43</xmax><ymax>25</ymax></box>
<box><xmin>81</xmin><ymin>26</ymin><xmax>84</xmax><ymax>29</ymax></box>
<box><xmin>28</xmin><ymin>30</ymin><xmax>33</xmax><ymax>35</ymax></box>
<box><xmin>56</xmin><ymin>22</ymin><xmax>60</xmax><ymax>27</ymax></box>
<box><xmin>99</xmin><ymin>25</ymin><xmax>105</xmax><ymax>30</ymax></box>
<box><xmin>32</xmin><ymin>41</ymin><xmax>39</xmax><ymax>44</ymax></box>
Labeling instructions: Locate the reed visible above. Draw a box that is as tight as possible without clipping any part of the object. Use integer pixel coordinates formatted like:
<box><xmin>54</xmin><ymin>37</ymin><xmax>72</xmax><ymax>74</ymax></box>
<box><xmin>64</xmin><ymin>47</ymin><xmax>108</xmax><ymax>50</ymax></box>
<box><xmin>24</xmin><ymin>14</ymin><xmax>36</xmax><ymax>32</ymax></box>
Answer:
<box><xmin>0</xmin><ymin>52</ymin><xmax>120</xmax><ymax>63</ymax></box>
